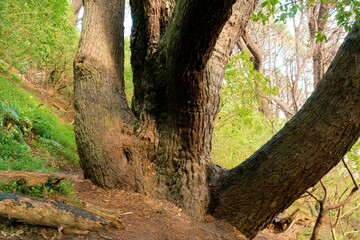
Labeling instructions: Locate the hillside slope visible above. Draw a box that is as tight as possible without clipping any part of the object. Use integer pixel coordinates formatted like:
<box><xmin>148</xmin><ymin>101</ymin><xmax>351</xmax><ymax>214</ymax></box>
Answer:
<box><xmin>0</xmin><ymin>61</ymin><xmax>78</xmax><ymax>173</ymax></box>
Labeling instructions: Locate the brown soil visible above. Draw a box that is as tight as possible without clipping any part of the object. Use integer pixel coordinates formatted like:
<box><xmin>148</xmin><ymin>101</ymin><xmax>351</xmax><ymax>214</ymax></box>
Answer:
<box><xmin>0</xmin><ymin>172</ymin><xmax>308</xmax><ymax>240</ymax></box>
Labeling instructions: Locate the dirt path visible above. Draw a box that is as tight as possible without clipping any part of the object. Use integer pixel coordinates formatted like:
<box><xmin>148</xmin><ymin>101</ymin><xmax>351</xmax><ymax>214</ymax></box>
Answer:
<box><xmin>0</xmin><ymin>173</ymin><xmax>303</xmax><ymax>240</ymax></box>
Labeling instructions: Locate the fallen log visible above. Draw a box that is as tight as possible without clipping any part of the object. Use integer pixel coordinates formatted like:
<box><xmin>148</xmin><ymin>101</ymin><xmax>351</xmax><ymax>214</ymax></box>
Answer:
<box><xmin>0</xmin><ymin>170</ymin><xmax>67</xmax><ymax>187</ymax></box>
<box><xmin>0</xmin><ymin>192</ymin><xmax>114</xmax><ymax>234</ymax></box>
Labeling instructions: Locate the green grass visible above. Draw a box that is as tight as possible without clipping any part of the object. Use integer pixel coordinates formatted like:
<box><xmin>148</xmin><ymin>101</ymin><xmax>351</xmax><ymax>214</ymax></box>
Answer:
<box><xmin>0</xmin><ymin>179</ymin><xmax>75</xmax><ymax>198</ymax></box>
<box><xmin>0</xmin><ymin>71</ymin><xmax>78</xmax><ymax>172</ymax></box>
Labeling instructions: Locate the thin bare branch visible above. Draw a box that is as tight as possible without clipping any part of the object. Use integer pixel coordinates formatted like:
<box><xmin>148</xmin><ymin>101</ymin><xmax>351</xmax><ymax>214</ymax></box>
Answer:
<box><xmin>306</xmin><ymin>190</ymin><xmax>321</xmax><ymax>202</ymax></box>
<box><xmin>326</xmin><ymin>187</ymin><xmax>358</xmax><ymax>211</ymax></box>
<box><xmin>342</xmin><ymin>158</ymin><xmax>359</xmax><ymax>190</ymax></box>
<box><xmin>320</xmin><ymin>180</ymin><xmax>327</xmax><ymax>200</ymax></box>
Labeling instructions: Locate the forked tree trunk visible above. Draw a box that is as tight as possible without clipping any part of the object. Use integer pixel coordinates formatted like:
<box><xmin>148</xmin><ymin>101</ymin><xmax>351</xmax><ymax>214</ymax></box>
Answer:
<box><xmin>74</xmin><ymin>0</ymin><xmax>360</xmax><ymax>238</ymax></box>
<box><xmin>74</xmin><ymin>0</ymin><xmax>256</xmax><ymax>218</ymax></box>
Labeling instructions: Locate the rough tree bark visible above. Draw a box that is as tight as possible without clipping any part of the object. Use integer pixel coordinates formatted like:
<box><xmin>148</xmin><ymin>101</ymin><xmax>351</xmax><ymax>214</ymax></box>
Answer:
<box><xmin>75</xmin><ymin>0</ymin><xmax>257</xmax><ymax>219</ymax></box>
<box><xmin>74</xmin><ymin>0</ymin><xmax>360</xmax><ymax>238</ymax></box>
<box><xmin>74</xmin><ymin>0</ymin><xmax>138</xmax><ymax>190</ymax></box>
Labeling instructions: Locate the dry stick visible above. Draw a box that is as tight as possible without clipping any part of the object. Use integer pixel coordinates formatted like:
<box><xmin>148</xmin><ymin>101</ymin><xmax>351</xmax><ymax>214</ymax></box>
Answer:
<box><xmin>310</xmin><ymin>180</ymin><xmax>327</xmax><ymax>240</ymax></box>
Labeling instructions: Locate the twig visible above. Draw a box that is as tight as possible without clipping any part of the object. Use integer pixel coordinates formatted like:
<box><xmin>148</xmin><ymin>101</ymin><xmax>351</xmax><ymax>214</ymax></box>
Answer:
<box><xmin>306</xmin><ymin>190</ymin><xmax>321</xmax><ymax>202</ymax></box>
<box><xmin>341</xmin><ymin>158</ymin><xmax>358</xmax><ymax>190</ymax></box>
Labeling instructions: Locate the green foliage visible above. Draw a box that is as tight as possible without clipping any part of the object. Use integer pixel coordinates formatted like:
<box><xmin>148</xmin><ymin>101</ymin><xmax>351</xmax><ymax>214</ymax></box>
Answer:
<box><xmin>212</xmin><ymin>52</ymin><xmax>280</xmax><ymax>168</ymax></box>
<box><xmin>315</xmin><ymin>31</ymin><xmax>327</xmax><ymax>42</ymax></box>
<box><xmin>0</xmin><ymin>0</ymin><xmax>78</xmax><ymax>103</ymax></box>
<box><xmin>9</xmin><ymin>73</ymin><xmax>21</xmax><ymax>83</ymax></box>
<box><xmin>252</xmin><ymin>0</ymin><xmax>360</xmax><ymax>31</ymax></box>
<box><xmin>0</xmin><ymin>131</ymin><xmax>48</xmax><ymax>171</ymax></box>
<box><xmin>347</xmin><ymin>140</ymin><xmax>360</xmax><ymax>173</ymax></box>
<box><xmin>336</xmin><ymin>0</ymin><xmax>360</xmax><ymax>31</ymax></box>
<box><xmin>56</xmin><ymin>179</ymin><xmax>74</xmax><ymax>196</ymax></box>
<box><xmin>0</xmin><ymin>179</ymin><xmax>74</xmax><ymax>198</ymax></box>
<box><xmin>124</xmin><ymin>38</ymin><xmax>134</xmax><ymax>103</ymax></box>
<box><xmin>0</xmin><ymin>0</ymin><xmax>78</xmax><ymax>71</ymax></box>
<box><xmin>0</xmin><ymin>74</ymin><xmax>78</xmax><ymax>171</ymax></box>
<box><xmin>0</xmin><ymin>0</ymin><xmax>78</xmax><ymax>171</ymax></box>
<box><xmin>0</xmin><ymin>61</ymin><xmax>7</xmax><ymax>73</ymax></box>
<box><xmin>0</xmin><ymin>181</ymin><xmax>47</xmax><ymax>198</ymax></box>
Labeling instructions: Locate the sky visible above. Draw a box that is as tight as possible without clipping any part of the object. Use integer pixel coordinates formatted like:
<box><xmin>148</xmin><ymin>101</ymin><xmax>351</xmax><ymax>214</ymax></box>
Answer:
<box><xmin>77</xmin><ymin>6</ymin><xmax>132</xmax><ymax>37</ymax></box>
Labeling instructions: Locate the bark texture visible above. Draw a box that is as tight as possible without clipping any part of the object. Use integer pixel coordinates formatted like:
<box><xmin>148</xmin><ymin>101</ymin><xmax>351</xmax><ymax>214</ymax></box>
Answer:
<box><xmin>153</xmin><ymin>0</ymin><xmax>258</xmax><ymax>218</ymax></box>
<box><xmin>74</xmin><ymin>0</ymin><xmax>139</xmax><ymax>189</ymax></box>
<box><xmin>211</xmin><ymin>24</ymin><xmax>360</xmax><ymax>238</ymax></box>
<box><xmin>131</xmin><ymin>1</ymin><xmax>256</xmax><ymax>217</ymax></box>
<box><xmin>75</xmin><ymin>0</ymin><xmax>257</xmax><ymax>219</ymax></box>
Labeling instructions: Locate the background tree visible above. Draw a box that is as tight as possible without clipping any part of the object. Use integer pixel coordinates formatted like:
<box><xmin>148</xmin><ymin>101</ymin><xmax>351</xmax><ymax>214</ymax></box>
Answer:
<box><xmin>74</xmin><ymin>0</ymin><xmax>360</xmax><ymax>237</ymax></box>
<box><xmin>71</xmin><ymin>0</ymin><xmax>83</xmax><ymax>25</ymax></box>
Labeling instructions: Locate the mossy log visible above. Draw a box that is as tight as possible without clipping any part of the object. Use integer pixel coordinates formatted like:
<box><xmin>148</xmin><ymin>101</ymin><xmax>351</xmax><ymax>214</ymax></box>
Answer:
<box><xmin>0</xmin><ymin>192</ymin><xmax>112</xmax><ymax>233</ymax></box>
<box><xmin>0</xmin><ymin>170</ymin><xmax>67</xmax><ymax>187</ymax></box>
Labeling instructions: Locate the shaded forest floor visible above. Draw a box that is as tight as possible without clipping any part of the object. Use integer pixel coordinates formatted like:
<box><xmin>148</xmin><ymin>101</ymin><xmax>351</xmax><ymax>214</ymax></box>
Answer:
<box><xmin>0</xmin><ymin>171</ymin><xmax>309</xmax><ymax>240</ymax></box>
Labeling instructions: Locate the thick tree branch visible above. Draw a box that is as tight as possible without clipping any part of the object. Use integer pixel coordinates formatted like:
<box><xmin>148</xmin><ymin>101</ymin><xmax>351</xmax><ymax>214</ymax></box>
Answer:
<box><xmin>164</xmin><ymin>0</ymin><xmax>237</xmax><ymax>80</ymax></box>
<box><xmin>239</xmin><ymin>30</ymin><xmax>263</xmax><ymax>72</ymax></box>
<box><xmin>130</xmin><ymin>0</ymin><xmax>175</xmax><ymax>116</ymax></box>
<box><xmin>212</xmin><ymin>24</ymin><xmax>360</xmax><ymax>238</ymax></box>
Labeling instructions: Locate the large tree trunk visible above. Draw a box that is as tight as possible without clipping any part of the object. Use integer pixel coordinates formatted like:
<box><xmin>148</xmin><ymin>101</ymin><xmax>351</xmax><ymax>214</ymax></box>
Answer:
<box><xmin>210</xmin><ymin>24</ymin><xmax>360</xmax><ymax>238</ymax></box>
<box><xmin>74</xmin><ymin>0</ymin><xmax>160</xmax><ymax>196</ymax></box>
<box><xmin>75</xmin><ymin>0</ymin><xmax>257</xmax><ymax>218</ymax></box>
<box><xmin>74</xmin><ymin>0</ymin><xmax>360</xmax><ymax>238</ymax></box>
